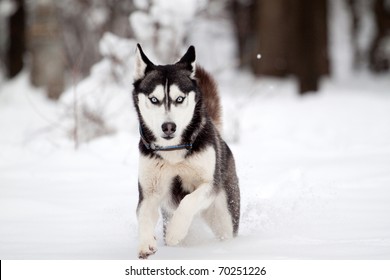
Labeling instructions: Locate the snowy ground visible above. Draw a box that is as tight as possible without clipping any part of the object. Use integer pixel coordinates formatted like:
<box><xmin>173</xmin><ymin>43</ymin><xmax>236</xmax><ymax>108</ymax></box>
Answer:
<box><xmin>1</xmin><ymin>72</ymin><xmax>390</xmax><ymax>259</ymax></box>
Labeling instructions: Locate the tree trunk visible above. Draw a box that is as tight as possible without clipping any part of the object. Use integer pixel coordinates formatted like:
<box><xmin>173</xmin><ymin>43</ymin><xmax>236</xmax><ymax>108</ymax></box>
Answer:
<box><xmin>7</xmin><ymin>0</ymin><xmax>25</xmax><ymax>78</ymax></box>
<box><xmin>29</xmin><ymin>0</ymin><xmax>65</xmax><ymax>100</ymax></box>
<box><xmin>369</xmin><ymin>0</ymin><xmax>390</xmax><ymax>72</ymax></box>
<box><xmin>231</xmin><ymin>0</ymin><xmax>329</xmax><ymax>94</ymax></box>
<box><xmin>252</xmin><ymin>0</ymin><xmax>289</xmax><ymax>76</ymax></box>
<box><xmin>292</xmin><ymin>0</ymin><xmax>329</xmax><ymax>94</ymax></box>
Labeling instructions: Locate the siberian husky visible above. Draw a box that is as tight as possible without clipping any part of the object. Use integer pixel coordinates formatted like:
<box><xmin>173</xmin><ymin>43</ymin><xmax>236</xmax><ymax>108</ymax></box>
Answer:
<box><xmin>132</xmin><ymin>44</ymin><xmax>240</xmax><ymax>259</ymax></box>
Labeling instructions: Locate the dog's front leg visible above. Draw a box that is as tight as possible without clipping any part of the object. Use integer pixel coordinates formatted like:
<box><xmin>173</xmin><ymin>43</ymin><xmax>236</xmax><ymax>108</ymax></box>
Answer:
<box><xmin>137</xmin><ymin>189</ymin><xmax>160</xmax><ymax>259</ymax></box>
<box><xmin>165</xmin><ymin>182</ymin><xmax>215</xmax><ymax>246</ymax></box>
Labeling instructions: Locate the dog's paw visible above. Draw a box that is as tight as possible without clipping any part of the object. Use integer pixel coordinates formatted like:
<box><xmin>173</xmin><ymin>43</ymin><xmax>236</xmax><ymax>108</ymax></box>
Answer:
<box><xmin>138</xmin><ymin>237</ymin><xmax>157</xmax><ymax>259</ymax></box>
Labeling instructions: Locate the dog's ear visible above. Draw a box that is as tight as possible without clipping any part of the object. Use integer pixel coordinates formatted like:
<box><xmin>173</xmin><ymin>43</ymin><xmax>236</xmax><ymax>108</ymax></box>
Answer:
<box><xmin>134</xmin><ymin>44</ymin><xmax>154</xmax><ymax>80</ymax></box>
<box><xmin>177</xmin><ymin>46</ymin><xmax>196</xmax><ymax>79</ymax></box>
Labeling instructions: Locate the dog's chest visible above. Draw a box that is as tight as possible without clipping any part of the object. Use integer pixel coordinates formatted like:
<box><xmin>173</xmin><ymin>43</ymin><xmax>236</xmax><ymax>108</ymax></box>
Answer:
<box><xmin>164</xmin><ymin>161</ymin><xmax>204</xmax><ymax>193</ymax></box>
<box><xmin>139</xmin><ymin>147</ymin><xmax>216</xmax><ymax>195</ymax></box>
<box><xmin>162</xmin><ymin>148</ymin><xmax>215</xmax><ymax>190</ymax></box>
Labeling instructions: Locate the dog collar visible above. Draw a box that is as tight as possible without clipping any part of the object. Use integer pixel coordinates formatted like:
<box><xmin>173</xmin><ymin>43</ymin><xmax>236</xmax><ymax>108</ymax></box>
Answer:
<box><xmin>138</xmin><ymin>125</ymin><xmax>193</xmax><ymax>151</ymax></box>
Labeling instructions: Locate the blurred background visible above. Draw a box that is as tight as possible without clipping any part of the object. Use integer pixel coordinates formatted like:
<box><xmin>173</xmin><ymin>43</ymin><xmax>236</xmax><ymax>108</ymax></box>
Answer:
<box><xmin>1</xmin><ymin>0</ymin><xmax>389</xmax><ymax>96</ymax></box>
<box><xmin>1</xmin><ymin>0</ymin><xmax>390</xmax><ymax>146</ymax></box>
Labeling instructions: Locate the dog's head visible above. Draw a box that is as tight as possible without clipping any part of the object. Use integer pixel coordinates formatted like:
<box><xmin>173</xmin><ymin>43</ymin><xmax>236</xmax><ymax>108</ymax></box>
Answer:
<box><xmin>133</xmin><ymin>44</ymin><xmax>199</xmax><ymax>146</ymax></box>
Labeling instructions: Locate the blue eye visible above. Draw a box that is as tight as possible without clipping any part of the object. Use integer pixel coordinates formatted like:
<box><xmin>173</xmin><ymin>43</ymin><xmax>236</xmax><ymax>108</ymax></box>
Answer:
<box><xmin>176</xmin><ymin>96</ymin><xmax>185</xmax><ymax>104</ymax></box>
<box><xmin>149</xmin><ymin>97</ymin><xmax>159</xmax><ymax>104</ymax></box>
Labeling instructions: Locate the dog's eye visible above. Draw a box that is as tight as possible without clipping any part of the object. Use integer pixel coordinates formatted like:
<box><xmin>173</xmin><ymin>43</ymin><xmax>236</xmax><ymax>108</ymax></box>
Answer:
<box><xmin>176</xmin><ymin>96</ymin><xmax>185</xmax><ymax>104</ymax></box>
<box><xmin>149</xmin><ymin>97</ymin><xmax>159</xmax><ymax>104</ymax></box>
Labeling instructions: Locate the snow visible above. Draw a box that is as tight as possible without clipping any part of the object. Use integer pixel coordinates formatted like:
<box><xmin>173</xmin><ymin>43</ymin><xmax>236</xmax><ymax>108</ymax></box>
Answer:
<box><xmin>0</xmin><ymin>0</ymin><xmax>16</xmax><ymax>17</ymax></box>
<box><xmin>129</xmin><ymin>11</ymin><xmax>155</xmax><ymax>43</ymax></box>
<box><xmin>60</xmin><ymin>33</ymin><xmax>137</xmax><ymax>144</ymax></box>
<box><xmin>129</xmin><ymin>0</ymin><xmax>216</xmax><ymax>64</ymax></box>
<box><xmin>1</xmin><ymin>70</ymin><xmax>390</xmax><ymax>259</ymax></box>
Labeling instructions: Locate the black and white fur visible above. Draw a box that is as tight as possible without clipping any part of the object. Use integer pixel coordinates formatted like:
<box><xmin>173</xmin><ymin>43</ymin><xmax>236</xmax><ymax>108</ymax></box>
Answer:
<box><xmin>132</xmin><ymin>44</ymin><xmax>240</xmax><ymax>259</ymax></box>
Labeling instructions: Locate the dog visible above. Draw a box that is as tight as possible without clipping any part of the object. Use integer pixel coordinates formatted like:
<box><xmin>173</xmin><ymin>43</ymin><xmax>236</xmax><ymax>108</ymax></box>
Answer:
<box><xmin>132</xmin><ymin>44</ymin><xmax>240</xmax><ymax>259</ymax></box>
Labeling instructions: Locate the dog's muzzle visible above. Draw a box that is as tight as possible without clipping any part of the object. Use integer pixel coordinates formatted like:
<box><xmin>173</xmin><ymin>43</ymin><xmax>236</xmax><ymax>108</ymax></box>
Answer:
<box><xmin>161</xmin><ymin>122</ymin><xmax>176</xmax><ymax>139</ymax></box>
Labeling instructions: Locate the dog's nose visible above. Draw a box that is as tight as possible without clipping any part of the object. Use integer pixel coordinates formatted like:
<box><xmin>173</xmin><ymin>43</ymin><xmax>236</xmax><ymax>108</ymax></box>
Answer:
<box><xmin>161</xmin><ymin>122</ymin><xmax>176</xmax><ymax>136</ymax></box>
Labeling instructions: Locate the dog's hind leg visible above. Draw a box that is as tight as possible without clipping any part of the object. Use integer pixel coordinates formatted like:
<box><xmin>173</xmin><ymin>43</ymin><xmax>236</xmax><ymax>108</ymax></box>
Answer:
<box><xmin>202</xmin><ymin>190</ymin><xmax>234</xmax><ymax>240</ymax></box>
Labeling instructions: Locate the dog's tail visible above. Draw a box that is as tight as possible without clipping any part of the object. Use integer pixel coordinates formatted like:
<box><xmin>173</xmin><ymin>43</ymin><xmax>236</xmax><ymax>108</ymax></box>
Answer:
<box><xmin>195</xmin><ymin>66</ymin><xmax>222</xmax><ymax>133</ymax></box>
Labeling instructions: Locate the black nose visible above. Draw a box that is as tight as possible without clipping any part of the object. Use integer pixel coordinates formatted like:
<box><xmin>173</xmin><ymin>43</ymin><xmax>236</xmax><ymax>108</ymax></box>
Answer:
<box><xmin>161</xmin><ymin>122</ymin><xmax>176</xmax><ymax>136</ymax></box>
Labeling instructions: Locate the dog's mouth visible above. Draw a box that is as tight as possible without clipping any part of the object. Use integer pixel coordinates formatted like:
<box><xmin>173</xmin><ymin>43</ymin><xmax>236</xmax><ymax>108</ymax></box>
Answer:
<box><xmin>162</xmin><ymin>135</ymin><xmax>174</xmax><ymax>140</ymax></box>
